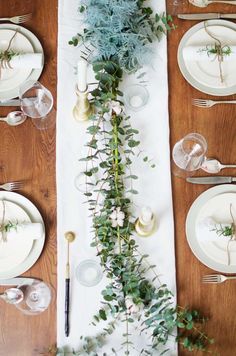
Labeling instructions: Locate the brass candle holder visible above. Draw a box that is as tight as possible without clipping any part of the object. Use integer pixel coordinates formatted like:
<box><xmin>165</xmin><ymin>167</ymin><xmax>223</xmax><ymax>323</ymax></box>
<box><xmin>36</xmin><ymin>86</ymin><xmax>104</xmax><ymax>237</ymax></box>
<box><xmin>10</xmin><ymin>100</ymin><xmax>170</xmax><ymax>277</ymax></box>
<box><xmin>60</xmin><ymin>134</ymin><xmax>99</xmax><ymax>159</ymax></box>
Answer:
<box><xmin>135</xmin><ymin>208</ymin><xmax>156</xmax><ymax>237</ymax></box>
<box><xmin>73</xmin><ymin>85</ymin><xmax>93</xmax><ymax>122</ymax></box>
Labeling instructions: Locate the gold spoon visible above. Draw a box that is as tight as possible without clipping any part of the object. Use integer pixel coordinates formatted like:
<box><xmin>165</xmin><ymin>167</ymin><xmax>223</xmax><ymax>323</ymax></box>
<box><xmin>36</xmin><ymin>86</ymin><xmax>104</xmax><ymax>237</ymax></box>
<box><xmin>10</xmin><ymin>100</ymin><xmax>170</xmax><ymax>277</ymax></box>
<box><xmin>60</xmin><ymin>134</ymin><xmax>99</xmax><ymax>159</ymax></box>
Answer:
<box><xmin>64</xmin><ymin>231</ymin><xmax>76</xmax><ymax>337</ymax></box>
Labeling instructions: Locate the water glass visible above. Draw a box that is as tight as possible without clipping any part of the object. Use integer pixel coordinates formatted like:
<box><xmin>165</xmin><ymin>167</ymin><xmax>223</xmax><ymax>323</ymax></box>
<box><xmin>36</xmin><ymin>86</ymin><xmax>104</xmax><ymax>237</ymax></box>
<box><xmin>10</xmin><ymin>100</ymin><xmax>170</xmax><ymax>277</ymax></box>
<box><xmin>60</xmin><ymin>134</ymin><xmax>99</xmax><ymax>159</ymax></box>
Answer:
<box><xmin>172</xmin><ymin>133</ymin><xmax>207</xmax><ymax>177</ymax></box>
<box><xmin>76</xmin><ymin>259</ymin><xmax>103</xmax><ymax>287</ymax></box>
<box><xmin>19</xmin><ymin>80</ymin><xmax>54</xmax><ymax>130</ymax></box>
<box><xmin>124</xmin><ymin>85</ymin><xmax>149</xmax><ymax>111</ymax></box>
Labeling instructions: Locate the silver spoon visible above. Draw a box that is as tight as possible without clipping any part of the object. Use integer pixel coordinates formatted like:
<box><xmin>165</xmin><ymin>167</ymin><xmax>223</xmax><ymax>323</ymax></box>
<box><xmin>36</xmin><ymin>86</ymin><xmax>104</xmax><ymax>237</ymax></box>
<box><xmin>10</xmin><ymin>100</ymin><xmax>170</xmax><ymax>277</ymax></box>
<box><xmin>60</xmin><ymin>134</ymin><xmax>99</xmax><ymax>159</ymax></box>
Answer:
<box><xmin>0</xmin><ymin>111</ymin><xmax>27</xmax><ymax>126</ymax></box>
<box><xmin>189</xmin><ymin>0</ymin><xmax>236</xmax><ymax>7</ymax></box>
<box><xmin>201</xmin><ymin>158</ymin><xmax>236</xmax><ymax>173</ymax></box>
<box><xmin>0</xmin><ymin>288</ymin><xmax>24</xmax><ymax>304</ymax></box>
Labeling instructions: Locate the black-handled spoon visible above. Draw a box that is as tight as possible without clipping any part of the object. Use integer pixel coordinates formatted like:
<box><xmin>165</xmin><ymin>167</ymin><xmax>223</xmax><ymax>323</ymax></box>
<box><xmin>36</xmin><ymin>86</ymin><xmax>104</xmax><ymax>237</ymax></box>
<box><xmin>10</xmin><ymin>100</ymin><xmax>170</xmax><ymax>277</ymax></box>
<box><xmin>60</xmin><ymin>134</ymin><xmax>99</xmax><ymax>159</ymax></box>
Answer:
<box><xmin>64</xmin><ymin>231</ymin><xmax>76</xmax><ymax>337</ymax></box>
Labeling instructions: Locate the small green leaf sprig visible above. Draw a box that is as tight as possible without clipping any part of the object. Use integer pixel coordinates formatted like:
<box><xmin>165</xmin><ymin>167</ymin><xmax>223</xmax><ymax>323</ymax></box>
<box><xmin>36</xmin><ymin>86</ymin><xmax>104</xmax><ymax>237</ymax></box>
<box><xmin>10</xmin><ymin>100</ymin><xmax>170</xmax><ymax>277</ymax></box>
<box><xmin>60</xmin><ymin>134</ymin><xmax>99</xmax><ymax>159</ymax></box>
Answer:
<box><xmin>0</xmin><ymin>220</ymin><xmax>19</xmax><ymax>233</ymax></box>
<box><xmin>0</xmin><ymin>50</ymin><xmax>19</xmax><ymax>63</ymax></box>
<box><xmin>198</xmin><ymin>44</ymin><xmax>232</xmax><ymax>58</ymax></box>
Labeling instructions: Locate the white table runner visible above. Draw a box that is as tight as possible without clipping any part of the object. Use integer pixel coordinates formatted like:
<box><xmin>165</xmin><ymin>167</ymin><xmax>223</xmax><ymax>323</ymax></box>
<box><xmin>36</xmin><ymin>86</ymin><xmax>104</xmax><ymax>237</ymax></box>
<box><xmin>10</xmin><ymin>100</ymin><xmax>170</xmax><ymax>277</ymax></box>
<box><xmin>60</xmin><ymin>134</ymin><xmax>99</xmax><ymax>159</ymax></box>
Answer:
<box><xmin>57</xmin><ymin>1</ymin><xmax>177</xmax><ymax>354</ymax></box>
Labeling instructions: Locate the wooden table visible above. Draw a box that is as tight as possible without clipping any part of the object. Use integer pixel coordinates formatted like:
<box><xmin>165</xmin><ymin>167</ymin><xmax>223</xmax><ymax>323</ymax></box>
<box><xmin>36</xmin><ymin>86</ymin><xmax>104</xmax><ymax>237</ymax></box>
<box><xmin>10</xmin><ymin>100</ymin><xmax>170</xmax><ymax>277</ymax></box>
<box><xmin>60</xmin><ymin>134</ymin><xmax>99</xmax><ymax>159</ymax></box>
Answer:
<box><xmin>0</xmin><ymin>1</ymin><xmax>57</xmax><ymax>355</ymax></box>
<box><xmin>0</xmin><ymin>0</ymin><xmax>236</xmax><ymax>355</ymax></box>
<box><xmin>167</xmin><ymin>1</ymin><xmax>236</xmax><ymax>355</ymax></box>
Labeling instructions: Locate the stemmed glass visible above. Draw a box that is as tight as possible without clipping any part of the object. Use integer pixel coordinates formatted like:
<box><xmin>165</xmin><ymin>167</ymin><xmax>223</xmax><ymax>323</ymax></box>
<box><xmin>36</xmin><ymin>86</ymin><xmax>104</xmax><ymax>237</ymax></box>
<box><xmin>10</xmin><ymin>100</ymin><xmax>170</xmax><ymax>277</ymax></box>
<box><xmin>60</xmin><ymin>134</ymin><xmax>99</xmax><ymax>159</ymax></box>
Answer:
<box><xmin>172</xmin><ymin>133</ymin><xmax>207</xmax><ymax>177</ymax></box>
<box><xmin>19</xmin><ymin>80</ymin><xmax>55</xmax><ymax>130</ymax></box>
<box><xmin>0</xmin><ymin>279</ymin><xmax>51</xmax><ymax>315</ymax></box>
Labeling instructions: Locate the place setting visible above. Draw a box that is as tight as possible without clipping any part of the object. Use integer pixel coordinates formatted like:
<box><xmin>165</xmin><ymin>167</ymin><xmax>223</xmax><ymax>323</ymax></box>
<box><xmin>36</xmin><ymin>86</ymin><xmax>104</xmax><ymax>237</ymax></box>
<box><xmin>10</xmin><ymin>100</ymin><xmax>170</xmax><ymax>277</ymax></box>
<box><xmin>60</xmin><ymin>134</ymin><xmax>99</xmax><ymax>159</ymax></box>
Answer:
<box><xmin>0</xmin><ymin>14</ymin><xmax>55</xmax><ymax>129</ymax></box>
<box><xmin>0</xmin><ymin>12</ymin><xmax>54</xmax><ymax>317</ymax></box>
<box><xmin>171</xmin><ymin>132</ymin><xmax>236</xmax><ymax>287</ymax></box>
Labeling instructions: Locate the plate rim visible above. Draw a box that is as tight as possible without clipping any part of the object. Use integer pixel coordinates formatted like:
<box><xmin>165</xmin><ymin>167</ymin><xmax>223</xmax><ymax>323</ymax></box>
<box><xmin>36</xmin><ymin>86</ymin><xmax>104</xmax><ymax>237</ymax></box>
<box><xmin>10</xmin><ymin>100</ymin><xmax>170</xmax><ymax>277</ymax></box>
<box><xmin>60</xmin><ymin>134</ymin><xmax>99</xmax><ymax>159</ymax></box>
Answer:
<box><xmin>177</xmin><ymin>19</ymin><xmax>236</xmax><ymax>96</ymax></box>
<box><xmin>0</xmin><ymin>24</ymin><xmax>44</xmax><ymax>100</ymax></box>
<box><xmin>0</xmin><ymin>191</ymin><xmax>45</xmax><ymax>279</ymax></box>
<box><xmin>186</xmin><ymin>184</ymin><xmax>236</xmax><ymax>273</ymax></box>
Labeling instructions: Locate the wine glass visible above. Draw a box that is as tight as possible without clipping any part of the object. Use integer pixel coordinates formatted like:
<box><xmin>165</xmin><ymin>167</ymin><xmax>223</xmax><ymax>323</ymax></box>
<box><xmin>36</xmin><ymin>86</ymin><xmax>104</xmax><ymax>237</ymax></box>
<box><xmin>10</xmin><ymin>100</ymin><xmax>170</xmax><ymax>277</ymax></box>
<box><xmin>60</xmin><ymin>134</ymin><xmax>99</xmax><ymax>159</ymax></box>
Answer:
<box><xmin>19</xmin><ymin>80</ymin><xmax>55</xmax><ymax>130</ymax></box>
<box><xmin>0</xmin><ymin>280</ymin><xmax>52</xmax><ymax>315</ymax></box>
<box><xmin>172</xmin><ymin>133</ymin><xmax>207</xmax><ymax>177</ymax></box>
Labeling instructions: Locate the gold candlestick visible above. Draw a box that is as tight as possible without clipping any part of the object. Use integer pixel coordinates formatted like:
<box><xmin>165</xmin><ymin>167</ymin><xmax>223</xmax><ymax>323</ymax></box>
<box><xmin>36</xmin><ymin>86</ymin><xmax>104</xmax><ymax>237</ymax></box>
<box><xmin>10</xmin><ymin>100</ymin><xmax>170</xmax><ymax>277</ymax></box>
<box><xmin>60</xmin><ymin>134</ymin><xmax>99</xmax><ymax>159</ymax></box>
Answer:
<box><xmin>73</xmin><ymin>85</ymin><xmax>93</xmax><ymax>122</ymax></box>
<box><xmin>135</xmin><ymin>207</ymin><xmax>156</xmax><ymax>237</ymax></box>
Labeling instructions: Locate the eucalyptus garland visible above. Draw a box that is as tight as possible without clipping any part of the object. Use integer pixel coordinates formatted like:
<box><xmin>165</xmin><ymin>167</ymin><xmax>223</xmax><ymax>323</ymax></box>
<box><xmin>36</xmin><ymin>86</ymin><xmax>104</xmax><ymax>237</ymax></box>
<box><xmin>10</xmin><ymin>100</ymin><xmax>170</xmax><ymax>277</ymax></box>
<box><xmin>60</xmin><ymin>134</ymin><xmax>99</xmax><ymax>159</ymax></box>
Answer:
<box><xmin>49</xmin><ymin>1</ymin><xmax>217</xmax><ymax>355</ymax></box>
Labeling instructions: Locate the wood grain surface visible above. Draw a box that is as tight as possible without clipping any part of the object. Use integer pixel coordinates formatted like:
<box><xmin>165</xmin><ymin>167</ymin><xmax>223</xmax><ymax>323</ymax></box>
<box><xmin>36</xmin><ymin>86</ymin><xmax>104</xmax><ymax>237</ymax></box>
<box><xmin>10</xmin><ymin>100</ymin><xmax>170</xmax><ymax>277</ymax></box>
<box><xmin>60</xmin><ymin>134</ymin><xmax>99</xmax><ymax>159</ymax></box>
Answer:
<box><xmin>0</xmin><ymin>1</ymin><xmax>57</xmax><ymax>356</ymax></box>
<box><xmin>167</xmin><ymin>1</ymin><xmax>236</xmax><ymax>355</ymax></box>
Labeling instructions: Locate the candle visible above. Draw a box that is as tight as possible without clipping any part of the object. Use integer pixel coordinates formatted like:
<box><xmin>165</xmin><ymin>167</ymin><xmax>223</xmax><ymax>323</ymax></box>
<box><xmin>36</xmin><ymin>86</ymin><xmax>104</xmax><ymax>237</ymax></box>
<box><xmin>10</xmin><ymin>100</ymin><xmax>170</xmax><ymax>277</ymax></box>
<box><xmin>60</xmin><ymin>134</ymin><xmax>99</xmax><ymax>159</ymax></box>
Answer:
<box><xmin>130</xmin><ymin>95</ymin><xmax>143</xmax><ymax>108</ymax></box>
<box><xmin>77</xmin><ymin>58</ymin><xmax>87</xmax><ymax>92</ymax></box>
<box><xmin>140</xmin><ymin>206</ymin><xmax>152</xmax><ymax>225</ymax></box>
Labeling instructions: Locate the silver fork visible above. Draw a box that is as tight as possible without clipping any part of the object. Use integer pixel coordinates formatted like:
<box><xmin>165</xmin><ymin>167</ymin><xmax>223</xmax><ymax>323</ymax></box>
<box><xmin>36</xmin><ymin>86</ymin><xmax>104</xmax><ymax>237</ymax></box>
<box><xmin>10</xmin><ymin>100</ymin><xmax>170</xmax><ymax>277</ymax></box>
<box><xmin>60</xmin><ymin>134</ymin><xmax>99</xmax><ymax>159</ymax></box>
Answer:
<box><xmin>192</xmin><ymin>99</ymin><xmax>236</xmax><ymax>108</ymax></box>
<box><xmin>0</xmin><ymin>182</ymin><xmax>23</xmax><ymax>191</ymax></box>
<box><xmin>202</xmin><ymin>274</ymin><xmax>236</xmax><ymax>284</ymax></box>
<box><xmin>0</xmin><ymin>13</ymin><xmax>32</xmax><ymax>24</ymax></box>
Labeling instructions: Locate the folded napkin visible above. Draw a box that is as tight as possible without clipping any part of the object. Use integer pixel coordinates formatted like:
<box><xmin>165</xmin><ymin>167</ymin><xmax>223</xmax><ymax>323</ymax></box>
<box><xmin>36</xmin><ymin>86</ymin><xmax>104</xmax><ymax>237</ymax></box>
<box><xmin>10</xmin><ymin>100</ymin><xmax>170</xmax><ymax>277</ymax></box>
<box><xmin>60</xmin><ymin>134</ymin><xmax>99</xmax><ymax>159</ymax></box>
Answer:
<box><xmin>183</xmin><ymin>46</ymin><xmax>236</xmax><ymax>61</ymax></box>
<box><xmin>197</xmin><ymin>216</ymin><xmax>232</xmax><ymax>243</ymax></box>
<box><xmin>3</xmin><ymin>222</ymin><xmax>43</xmax><ymax>241</ymax></box>
<box><xmin>6</xmin><ymin>53</ymin><xmax>43</xmax><ymax>69</ymax></box>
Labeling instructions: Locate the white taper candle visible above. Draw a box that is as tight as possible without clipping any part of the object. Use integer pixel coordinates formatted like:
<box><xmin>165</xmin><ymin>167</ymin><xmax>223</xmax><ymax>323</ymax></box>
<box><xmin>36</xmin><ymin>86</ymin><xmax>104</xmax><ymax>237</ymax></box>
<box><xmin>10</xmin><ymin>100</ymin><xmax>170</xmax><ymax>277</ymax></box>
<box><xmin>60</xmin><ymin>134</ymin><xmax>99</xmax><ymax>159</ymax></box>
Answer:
<box><xmin>77</xmin><ymin>58</ymin><xmax>87</xmax><ymax>92</ymax></box>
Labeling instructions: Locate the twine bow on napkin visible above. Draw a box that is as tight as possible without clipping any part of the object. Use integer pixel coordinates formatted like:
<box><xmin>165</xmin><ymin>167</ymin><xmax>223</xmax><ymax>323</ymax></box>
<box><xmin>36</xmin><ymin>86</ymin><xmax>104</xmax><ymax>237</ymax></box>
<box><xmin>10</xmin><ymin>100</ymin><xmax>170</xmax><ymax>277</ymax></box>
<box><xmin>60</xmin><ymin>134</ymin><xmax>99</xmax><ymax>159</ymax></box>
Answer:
<box><xmin>0</xmin><ymin>200</ymin><xmax>7</xmax><ymax>242</ymax></box>
<box><xmin>0</xmin><ymin>29</ymin><xmax>19</xmax><ymax>79</ymax></box>
<box><xmin>204</xmin><ymin>22</ymin><xmax>228</xmax><ymax>84</ymax></box>
<box><xmin>226</xmin><ymin>204</ymin><xmax>236</xmax><ymax>266</ymax></box>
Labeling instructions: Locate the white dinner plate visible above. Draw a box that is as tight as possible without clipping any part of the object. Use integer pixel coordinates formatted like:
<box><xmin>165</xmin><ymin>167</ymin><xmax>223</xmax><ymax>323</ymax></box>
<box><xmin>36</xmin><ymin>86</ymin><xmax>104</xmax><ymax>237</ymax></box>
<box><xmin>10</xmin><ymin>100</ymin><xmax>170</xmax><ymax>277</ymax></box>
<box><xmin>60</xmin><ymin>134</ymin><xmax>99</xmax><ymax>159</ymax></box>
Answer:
<box><xmin>186</xmin><ymin>184</ymin><xmax>236</xmax><ymax>273</ymax></box>
<box><xmin>0</xmin><ymin>200</ymin><xmax>33</xmax><ymax>273</ymax></box>
<box><xmin>0</xmin><ymin>192</ymin><xmax>45</xmax><ymax>279</ymax></box>
<box><xmin>0</xmin><ymin>24</ymin><xmax>44</xmax><ymax>101</ymax></box>
<box><xmin>0</xmin><ymin>29</ymin><xmax>33</xmax><ymax>93</ymax></box>
<box><xmin>178</xmin><ymin>20</ymin><xmax>236</xmax><ymax>96</ymax></box>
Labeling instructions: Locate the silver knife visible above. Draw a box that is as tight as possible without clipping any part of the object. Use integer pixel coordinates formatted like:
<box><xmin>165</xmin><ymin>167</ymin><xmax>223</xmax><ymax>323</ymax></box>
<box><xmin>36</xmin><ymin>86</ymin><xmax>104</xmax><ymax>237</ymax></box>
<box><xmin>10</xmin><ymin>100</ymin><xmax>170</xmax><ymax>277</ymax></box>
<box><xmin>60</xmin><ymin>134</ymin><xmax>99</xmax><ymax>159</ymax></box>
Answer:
<box><xmin>0</xmin><ymin>277</ymin><xmax>35</xmax><ymax>286</ymax></box>
<box><xmin>0</xmin><ymin>99</ymin><xmax>20</xmax><ymax>106</ymax></box>
<box><xmin>187</xmin><ymin>176</ymin><xmax>236</xmax><ymax>184</ymax></box>
<box><xmin>178</xmin><ymin>13</ymin><xmax>236</xmax><ymax>20</ymax></box>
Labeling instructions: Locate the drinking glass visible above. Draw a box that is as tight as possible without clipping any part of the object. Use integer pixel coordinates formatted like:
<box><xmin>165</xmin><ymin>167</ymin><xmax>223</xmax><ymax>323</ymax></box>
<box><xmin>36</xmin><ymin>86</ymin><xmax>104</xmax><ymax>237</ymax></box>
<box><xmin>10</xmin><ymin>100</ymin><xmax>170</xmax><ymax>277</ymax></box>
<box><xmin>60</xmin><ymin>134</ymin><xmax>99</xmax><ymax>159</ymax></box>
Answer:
<box><xmin>124</xmin><ymin>85</ymin><xmax>149</xmax><ymax>111</ymax></box>
<box><xmin>172</xmin><ymin>133</ymin><xmax>207</xmax><ymax>177</ymax></box>
<box><xmin>76</xmin><ymin>259</ymin><xmax>103</xmax><ymax>287</ymax></box>
<box><xmin>0</xmin><ymin>280</ymin><xmax>52</xmax><ymax>315</ymax></box>
<box><xmin>19</xmin><ymin>80</ymin><xmax>55</xmax><ymax>130</ymax></box>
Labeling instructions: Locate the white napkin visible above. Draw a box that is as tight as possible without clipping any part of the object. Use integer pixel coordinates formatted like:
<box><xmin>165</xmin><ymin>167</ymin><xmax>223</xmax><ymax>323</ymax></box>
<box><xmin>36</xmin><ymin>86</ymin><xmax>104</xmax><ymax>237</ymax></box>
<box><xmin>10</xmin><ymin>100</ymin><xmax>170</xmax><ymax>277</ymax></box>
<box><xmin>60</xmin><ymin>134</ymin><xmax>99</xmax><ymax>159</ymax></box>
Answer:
<box><xmin>6</xmin><ymin>53</ymin><xmax>43</xmax><ymax>69</ymax></box>
<box><xmin>197</xmin><ymin>216</ymin><xmax>231</xmax><ymax>243</ymax></box>
<box><xmin>3</xmin><ymin>222</ymin><xmax>43</xmax><ymax>241</ymax></box>
<box><xmin>183</xmin><ymin>46</ymin><xmax>236</xmax><ymax>61</ymax></box>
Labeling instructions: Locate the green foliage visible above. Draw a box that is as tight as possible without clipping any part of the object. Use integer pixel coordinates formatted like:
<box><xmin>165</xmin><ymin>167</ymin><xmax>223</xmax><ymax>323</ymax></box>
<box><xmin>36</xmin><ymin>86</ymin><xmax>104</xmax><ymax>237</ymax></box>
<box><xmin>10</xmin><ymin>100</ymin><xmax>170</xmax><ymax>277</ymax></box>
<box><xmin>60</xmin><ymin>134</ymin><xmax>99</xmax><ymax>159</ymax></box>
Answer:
<box><xmin>58</xmin><ymin>1</ymin><xmax>215</xmax><ymax>355</ymax></box>
<box><xmin>0</xmin><ymin>50</ymin><xmax>19</xmax><ymax>62</ymax></box>
<box><xmin>0</xmin><ymin>220</ymin><xmax>19</xmax><ymax>233</ymax></box>
<box><xmin>70</xmin><ymin>0</ymin><xmax>174</xmax><ymax>72</ymax></box>
<box><xmin>56</xmin><ymin>59</ymin><xmax>214</xmax><ymax>355</ymax></box>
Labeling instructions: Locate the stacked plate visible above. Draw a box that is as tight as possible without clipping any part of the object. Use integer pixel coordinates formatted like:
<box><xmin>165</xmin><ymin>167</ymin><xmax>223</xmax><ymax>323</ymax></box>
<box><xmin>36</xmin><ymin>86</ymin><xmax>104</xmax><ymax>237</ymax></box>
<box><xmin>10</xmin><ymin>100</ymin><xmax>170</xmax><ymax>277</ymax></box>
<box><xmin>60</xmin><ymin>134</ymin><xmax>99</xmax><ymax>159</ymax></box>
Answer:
<box><xmin>178</xmin><ymin>19</ymin><xmax>236</xmax><ymax>96</ymax></box>
<box><xmin>186</xmin><ymin>185</ymin><xmax>236</xmax><ymax>273</ymax></box>
<box><xmin>0</xmin><ymin>24</ymin><xmax>44</xmax><ymax>100</ymax></box>
<box><xmin>0</xmin><ymin>192</ymin><xmax>45</xmax><ymax>279</ymax></box>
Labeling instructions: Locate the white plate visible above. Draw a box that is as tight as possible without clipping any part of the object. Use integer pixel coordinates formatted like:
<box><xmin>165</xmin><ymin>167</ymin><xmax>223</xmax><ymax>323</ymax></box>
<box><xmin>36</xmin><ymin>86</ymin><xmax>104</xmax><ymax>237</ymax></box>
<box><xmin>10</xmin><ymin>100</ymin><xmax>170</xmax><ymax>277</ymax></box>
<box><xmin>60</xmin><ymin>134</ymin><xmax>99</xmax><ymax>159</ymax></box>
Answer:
<box><xmin>0</xmin><ymin>29</ymin><xmax>33</xmax><ymax>93</ymax></box>
<box><xmin>186</xmin><ymin>184</ymin><xmax>236</xmax><ymax>273</ymax></box>
<box><xmin>178</xmin><ymin>20</ymin><xmax>236</xmax><ymax>96</ymax></box>
<box><xmin>0</xmin><ymin>192</ymin><xmax>45</xmax><ymax>279</ymax></box>
<box><xmin>0</xmin><ymin>24</ymin><xmax>44</xmax><ymax>101</ymax></box>
<box><xmin>0</xmin><ymin>201</ymin><xmax>33</xmax><ymax>272</ymax></box>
